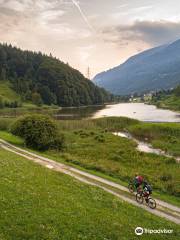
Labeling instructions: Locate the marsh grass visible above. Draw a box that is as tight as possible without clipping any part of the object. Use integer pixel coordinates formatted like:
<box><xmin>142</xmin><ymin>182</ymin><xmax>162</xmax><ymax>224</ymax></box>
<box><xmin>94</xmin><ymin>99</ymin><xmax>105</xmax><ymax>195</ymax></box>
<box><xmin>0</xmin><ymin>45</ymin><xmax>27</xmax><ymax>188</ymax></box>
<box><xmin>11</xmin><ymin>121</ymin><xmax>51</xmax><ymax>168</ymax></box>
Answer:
<box><xmin>57</xmin><ymin>117</ymin><xmax>139</xmax><ymax>131</ymax></box>
<box><xmin>128</xmin><ymin>123</ymin><xmax>180</xmax><ymax>156</ymax></box>
<box><xmin>59</xmin><ymin>130</ymin><xmax>180</xmax><ymax>197</ymax></box>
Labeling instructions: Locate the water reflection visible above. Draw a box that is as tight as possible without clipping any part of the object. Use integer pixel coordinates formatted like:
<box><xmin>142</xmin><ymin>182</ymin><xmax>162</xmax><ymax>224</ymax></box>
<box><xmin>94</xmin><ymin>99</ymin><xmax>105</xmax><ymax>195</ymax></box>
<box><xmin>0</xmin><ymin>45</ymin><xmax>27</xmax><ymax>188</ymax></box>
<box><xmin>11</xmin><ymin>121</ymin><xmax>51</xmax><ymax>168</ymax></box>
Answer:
<box><xmin>93</xmin><ymin>103</ymin><xmax>180</xmax><ymax>122</ymax></box>
<box><xmin>55</xmin><ymin>103</ymin><xmax>180</xmax><ymax>122</ymax></box>
<box><xmin>54</xmin><ymin>105</ymin><xmax>105</xmax><ymax>120</ymax></box>
<box><xmin>1</xmin><ymin>103</ymin><xmax>179</xmax><ymax>122</ymax></box>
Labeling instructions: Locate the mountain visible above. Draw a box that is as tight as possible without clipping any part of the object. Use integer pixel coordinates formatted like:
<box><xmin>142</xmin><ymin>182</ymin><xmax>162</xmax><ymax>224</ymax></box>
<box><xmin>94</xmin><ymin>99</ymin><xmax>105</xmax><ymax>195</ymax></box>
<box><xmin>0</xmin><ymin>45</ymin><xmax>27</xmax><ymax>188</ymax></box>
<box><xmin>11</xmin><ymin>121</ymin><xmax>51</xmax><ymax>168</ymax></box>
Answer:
<box><xmin>0</xmin><ymin>43</ymin><xmax>112</xmax><ymax>107</ymax></box>
<box><xmin>93</xmin><ymin>39</ymin><xmax>180</xmax><ymax>95</ymax></box>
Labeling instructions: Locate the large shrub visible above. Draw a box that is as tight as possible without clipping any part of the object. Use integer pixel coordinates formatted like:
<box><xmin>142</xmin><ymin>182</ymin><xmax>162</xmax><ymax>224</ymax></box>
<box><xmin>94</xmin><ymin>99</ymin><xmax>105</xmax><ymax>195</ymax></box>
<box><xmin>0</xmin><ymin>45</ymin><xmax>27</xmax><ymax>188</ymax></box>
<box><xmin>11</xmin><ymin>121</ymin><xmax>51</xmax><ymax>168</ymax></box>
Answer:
<box><xmin>11</xmin><ymin>114</ymin><xmax>64</xmax><ymax>151</ymax></box>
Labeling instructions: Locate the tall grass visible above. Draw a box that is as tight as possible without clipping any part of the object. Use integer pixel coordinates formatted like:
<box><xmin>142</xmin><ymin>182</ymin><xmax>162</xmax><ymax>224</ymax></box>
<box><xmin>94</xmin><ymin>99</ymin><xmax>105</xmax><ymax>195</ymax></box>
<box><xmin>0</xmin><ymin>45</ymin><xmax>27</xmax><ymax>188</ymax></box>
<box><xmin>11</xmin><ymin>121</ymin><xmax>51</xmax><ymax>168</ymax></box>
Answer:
<box><xmin>128</xmin><ymin>123</ymin><xmax>180</xmax><ymax>139</ymax></box>
<box><xmin>57</xmin><ymin>117</ymin><xmax>139</xmax><ymax>131</ymax></box>
<box><xmin>57</xmin><ymin>119</ymin><xmax>97</xmax><ymax>131</ymax></box>
<box><xmin>94</xmin><ymin>117</ymin><xmax>139</xmax><ymax>131</ymax></box>
<box><xmin>0</xmin><ymin>117</ymin><xmax>14</xmax><ymax>131</ymax></box>
<box><xmin>128</xmin><ymin>123</ymin><xmax>180</xmax><ymax>156</ymax></box>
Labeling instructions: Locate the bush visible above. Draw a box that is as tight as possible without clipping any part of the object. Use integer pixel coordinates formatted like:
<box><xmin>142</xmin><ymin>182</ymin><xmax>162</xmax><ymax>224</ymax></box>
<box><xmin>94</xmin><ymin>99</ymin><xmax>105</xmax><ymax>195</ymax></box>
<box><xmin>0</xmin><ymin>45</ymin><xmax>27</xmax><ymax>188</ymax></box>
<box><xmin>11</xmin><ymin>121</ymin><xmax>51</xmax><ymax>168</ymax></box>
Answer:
<box><xmin>11</xmin><ymin>114</ymin><xmax>64</xmax><ymax>151</ymax></box>
<box><xmin>94</xmin><ymin>134</ymin><xmax>105</xmax><ymax>142</ymax></box>
<box><xmin>160</xmin><ymin>173</ymin><xmax>172</xmax><ymax>182</ymax></box>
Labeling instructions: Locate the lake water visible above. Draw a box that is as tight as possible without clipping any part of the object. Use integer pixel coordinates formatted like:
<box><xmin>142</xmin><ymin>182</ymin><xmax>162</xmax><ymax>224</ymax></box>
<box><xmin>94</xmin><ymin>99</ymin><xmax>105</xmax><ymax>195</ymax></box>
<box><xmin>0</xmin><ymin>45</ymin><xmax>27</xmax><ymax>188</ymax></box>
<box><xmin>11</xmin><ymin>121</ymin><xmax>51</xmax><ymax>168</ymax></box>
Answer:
<box><xmin>56</xmin><ymin>103</ymin><xmax>180</xmax><ymax>122</ymax></box>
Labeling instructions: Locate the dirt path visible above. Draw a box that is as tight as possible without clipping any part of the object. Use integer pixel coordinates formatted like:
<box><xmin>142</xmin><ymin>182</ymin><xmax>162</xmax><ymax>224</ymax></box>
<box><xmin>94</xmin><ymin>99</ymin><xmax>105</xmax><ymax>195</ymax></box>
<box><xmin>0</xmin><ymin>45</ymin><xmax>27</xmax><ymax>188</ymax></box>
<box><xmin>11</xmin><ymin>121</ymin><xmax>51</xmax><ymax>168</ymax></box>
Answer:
<box><xmin>0</xmin><ymin>139</ymin><xmax>179</xmax><ymax>225</ymax></box>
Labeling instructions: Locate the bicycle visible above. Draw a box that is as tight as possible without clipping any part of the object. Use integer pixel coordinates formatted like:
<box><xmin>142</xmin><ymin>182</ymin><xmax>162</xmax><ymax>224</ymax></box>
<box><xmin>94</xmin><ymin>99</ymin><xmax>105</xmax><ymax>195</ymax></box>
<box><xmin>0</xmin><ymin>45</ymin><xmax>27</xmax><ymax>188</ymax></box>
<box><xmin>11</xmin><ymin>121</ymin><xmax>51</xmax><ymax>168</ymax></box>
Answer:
<box><xmin>136</xmin><ymin>191</ymin><xmax>156</xmax><ymax>209</ymax></box>
<box><xmin>128</xmin><ymin>181</ymin><xmax>136</xmax><ymax>193</ymax></box>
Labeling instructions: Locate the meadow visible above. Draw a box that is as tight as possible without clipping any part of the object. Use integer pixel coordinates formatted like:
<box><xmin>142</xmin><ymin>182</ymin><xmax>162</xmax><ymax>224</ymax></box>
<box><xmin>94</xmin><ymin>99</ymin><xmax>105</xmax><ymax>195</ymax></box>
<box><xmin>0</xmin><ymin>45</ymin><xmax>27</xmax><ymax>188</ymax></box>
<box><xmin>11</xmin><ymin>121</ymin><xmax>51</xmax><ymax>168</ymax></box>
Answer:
<box><xmin>128</xmin><ymin>122</ymin><xmax>180</xmax><ymax>156</ymax></box>
<box><xmin>151</xmin><ymin>94</ymin><xmax>180</xmax><ymax>112</ymax></box>
<box><xmin>0</xmin><ymin>81</ymin><xmax>20</xmax><ymax>102</ymax></box>
<box><xmin>0</xmin><ymin>116</ymin><xmax>179</xmax><ymax>206</ymax></box>
<box><xmin>0</xmin><ymin>148</ymin><xmax>179</xmax><ymax>240</ymax></box>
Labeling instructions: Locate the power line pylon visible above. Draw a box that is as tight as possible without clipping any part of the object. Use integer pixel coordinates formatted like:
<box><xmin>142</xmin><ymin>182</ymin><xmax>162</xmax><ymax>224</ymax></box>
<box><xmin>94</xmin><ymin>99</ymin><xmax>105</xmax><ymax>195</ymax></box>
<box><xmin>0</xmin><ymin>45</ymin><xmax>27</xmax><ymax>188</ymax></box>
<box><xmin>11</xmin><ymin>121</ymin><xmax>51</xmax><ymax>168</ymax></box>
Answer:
<box><xmin>87</xmin><ymin>66</ymin><xmax>91</xmax><ymax>80</ymax></box>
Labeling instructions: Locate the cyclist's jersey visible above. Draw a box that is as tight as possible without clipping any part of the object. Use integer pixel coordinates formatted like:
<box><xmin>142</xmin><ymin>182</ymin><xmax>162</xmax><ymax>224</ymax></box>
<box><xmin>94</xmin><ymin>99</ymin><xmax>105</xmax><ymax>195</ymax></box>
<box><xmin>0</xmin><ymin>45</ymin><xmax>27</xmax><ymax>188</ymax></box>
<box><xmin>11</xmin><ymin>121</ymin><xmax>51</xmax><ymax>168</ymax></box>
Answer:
<box><xmin>144</xmin><ymin>184</ymin><xmax>152</xmax><ymax>194</ymax></box>
<box><xmin>135</xmin><ymin>176</ymin><xmax>143</xmax><ymax>184</ymax></box>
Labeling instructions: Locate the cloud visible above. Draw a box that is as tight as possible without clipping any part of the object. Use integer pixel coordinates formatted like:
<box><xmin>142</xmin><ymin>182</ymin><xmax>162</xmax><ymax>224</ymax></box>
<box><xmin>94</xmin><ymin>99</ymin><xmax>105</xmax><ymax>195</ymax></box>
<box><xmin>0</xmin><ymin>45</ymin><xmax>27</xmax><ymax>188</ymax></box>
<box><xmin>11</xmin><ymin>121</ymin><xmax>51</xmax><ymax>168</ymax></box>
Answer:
<box><xmin>102</xmin><ymin>20</ymin><xmax>180</xmax><ymax>46</ymax></box>
<box><xmin>78</xmin><ymin>44</ymin><xmax>95</xmax><ymax>61</ymax></box>
<box><xmin>0</xmin><ymin>0</ymin><xmax>68</xmax><ymax>37</ymax></box>
<box><xmin>0</xmin><ymin>0</ymin><xmax>92</xmax><ymax>51</ymax></box>
<box><xmin>111</xmin><ymin>5</ymin><xmax>153</xmax><ymax>20</ymax></box>
<box><xmin>117</xmin><ymin>4</ymin><xmax>128</xmax><ymax>9</ymax></box>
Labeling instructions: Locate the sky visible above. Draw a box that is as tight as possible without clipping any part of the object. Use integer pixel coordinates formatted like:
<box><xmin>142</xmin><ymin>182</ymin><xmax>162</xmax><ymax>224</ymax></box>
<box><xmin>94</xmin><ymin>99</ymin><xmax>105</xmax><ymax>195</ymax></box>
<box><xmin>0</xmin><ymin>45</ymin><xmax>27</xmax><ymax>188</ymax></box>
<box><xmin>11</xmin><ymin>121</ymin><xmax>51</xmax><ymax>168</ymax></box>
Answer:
<box><xmin>1</xmin><ymin>0</ymin><xmax>180</xmax><ymax>78</ymax></box>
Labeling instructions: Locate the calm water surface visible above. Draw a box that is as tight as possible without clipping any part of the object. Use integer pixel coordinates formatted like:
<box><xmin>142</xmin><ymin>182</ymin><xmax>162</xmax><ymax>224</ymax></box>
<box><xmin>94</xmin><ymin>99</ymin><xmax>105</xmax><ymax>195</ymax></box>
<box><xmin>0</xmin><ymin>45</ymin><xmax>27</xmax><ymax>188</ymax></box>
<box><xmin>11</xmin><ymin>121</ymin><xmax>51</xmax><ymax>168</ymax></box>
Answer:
<box><xmin>56</xmin><ymin>103</ymin><xmax>180</xmax><ymax>122</ymax></box>
<box><xmin>93</xmin><ymin>103</ymin><xmax>180</xmax><ymax>122</ymax></box>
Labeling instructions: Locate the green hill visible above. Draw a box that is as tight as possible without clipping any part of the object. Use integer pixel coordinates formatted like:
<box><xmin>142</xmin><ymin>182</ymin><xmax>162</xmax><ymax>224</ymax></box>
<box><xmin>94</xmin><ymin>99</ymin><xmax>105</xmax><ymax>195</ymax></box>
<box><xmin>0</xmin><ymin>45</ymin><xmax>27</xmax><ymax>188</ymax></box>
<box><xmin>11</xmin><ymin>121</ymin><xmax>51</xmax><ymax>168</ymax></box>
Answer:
<box><xmin>0</xmin><ymin>43</ymin><xmax>112</xmax><ymax>108</ymax></box>
<box><xmin>150</xmin><ymin>85</ymin><xmax>180</xmax><ymax>111</ymax></box>
<box><xmin>0</xmin><ymin>81</ymin><xmax>20</xmax><ymax>101</ymax></box>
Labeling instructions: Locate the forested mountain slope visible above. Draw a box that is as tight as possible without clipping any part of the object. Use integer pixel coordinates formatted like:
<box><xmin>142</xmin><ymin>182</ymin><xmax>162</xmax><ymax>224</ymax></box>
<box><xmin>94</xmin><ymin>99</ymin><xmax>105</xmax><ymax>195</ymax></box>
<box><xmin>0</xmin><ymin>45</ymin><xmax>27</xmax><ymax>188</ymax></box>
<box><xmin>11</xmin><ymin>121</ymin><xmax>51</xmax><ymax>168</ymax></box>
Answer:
<box><xmin>0</xmin><ymin>43</ymin><xmax>111</xmax><ymax>107</ymax></box>
<box><xmin>94</xmin><ymin>39</ymin><xmax>180</xmax><ymax>95</ymax></box>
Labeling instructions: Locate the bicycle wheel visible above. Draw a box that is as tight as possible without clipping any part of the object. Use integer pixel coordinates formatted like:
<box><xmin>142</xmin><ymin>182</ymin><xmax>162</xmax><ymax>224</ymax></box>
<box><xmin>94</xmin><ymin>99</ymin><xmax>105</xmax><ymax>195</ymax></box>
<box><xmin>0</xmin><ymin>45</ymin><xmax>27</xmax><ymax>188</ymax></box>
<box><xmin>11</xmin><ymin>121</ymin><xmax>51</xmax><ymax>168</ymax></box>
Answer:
<box><xmin>128</xmin><ymin>183</ymin><xmax>134</xmax><ymax>193</ymax></box>
<box><xmin>148</xmin><ymin>198</ymin><xmax>156</xmax><ymax>209</ymax></box>
<box><xmin>136</xmin><ymin>193</ymin><xmax>143</xmax><ymax>204</ymax></box>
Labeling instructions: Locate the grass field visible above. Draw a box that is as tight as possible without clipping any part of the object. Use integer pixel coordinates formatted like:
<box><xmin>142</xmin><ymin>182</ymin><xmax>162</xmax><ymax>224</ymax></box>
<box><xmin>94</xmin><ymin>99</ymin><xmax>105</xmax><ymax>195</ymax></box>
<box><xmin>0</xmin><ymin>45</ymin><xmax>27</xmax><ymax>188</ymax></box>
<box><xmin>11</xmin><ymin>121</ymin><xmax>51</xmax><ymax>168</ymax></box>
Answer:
<box><xmin>0</xmin><ymin>148</ymin><xmax>179</xmax><ymax>240</ymax></box>
<box><xmin>0</xmin><ymin>105</ymin><xmax>59</xmax><ymax>118</ymax></box>
<box><xmin>0</xmin><ymin>80</ymin><xmax>60</xmax><ymax>115</ymax></box>
<box><xmin>150</xmin><ymin>95</ymin><xmax>180</xmax><ymax>112</ymax></box>
<box><xmin>50</xmin><ymin>130</ymin><xmax>179</xmax><ymax>197</ymax></box>
<box><xmin>0</xmin><ymin>117</ymin><xmax>179</xmax><ymax>205</ymax></box>
<box><xmin>128</xmin><ymin>122</ymin><xmax>180</xmax><ymax>157</ymax></box>
<box><xmin>0</xmin><ymin>81</ymin><xmax>20</xmax><ymax>101</ymax></box>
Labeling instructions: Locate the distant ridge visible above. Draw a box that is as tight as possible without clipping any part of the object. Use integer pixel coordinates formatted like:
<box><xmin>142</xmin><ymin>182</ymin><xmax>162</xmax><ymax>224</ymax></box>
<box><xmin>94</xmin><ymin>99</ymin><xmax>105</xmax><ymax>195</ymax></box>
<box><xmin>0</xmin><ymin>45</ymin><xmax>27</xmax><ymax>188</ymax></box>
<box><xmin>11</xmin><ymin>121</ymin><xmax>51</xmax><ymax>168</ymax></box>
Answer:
<box><xmin>93</xmin><ymin>39</ymin><xmax>180</xmax><ymax>95</ymax></box>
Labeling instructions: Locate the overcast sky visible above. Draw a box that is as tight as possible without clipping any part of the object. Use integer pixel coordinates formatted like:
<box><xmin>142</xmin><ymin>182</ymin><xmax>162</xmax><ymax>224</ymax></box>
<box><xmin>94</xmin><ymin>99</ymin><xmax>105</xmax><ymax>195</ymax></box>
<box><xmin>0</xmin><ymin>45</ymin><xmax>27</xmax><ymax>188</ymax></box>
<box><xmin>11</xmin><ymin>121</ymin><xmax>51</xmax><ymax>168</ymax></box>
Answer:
<box><xmin>1</xmin><ymin>0</ymin><xmax>180</xmax><ymax>77</ymax></box>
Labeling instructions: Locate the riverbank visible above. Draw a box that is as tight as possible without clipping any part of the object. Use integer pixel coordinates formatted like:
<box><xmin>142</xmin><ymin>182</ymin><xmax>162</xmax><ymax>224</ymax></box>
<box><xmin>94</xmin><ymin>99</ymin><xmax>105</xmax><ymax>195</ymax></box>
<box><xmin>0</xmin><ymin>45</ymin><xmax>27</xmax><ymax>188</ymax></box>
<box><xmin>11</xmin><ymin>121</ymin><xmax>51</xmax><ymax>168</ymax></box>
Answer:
<box><xmin>149</xmin><ymin>96</ymin><xmax>180</xmax><ymax>112</ymax></box>
<box><xmin>149</xmin><ymin>86</ymin><xmax>180</xmax><ymax>112</ymax></box>
<box><xmin>128</xmin><ymin>122</ymin><xmax>180</xmax><ymax>156</ymax></box>
<box><xmin>113</xmin><ymin>131</ymin><xmax>180</xmax><ymax>162</ymax></box>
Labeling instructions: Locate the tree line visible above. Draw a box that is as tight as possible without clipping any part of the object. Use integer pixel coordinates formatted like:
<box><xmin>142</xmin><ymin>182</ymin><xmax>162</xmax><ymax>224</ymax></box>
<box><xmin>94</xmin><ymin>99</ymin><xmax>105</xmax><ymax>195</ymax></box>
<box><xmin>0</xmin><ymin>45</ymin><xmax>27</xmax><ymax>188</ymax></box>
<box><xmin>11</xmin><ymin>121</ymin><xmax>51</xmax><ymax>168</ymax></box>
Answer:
<box><xmin>151</xmin><ymin>85</ymin><xmax>180</xmax><ymax>101</ymax></box>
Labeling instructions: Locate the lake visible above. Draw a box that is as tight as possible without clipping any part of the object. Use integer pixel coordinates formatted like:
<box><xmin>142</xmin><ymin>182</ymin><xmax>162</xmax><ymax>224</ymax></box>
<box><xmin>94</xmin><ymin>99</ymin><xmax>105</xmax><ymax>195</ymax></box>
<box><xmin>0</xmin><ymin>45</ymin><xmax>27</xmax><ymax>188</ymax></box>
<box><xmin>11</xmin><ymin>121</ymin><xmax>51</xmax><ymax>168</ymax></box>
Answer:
<box><xmin>55</xmin><ymin>103</ymin><xmax>180</xmax><ymax>122</ymax></box>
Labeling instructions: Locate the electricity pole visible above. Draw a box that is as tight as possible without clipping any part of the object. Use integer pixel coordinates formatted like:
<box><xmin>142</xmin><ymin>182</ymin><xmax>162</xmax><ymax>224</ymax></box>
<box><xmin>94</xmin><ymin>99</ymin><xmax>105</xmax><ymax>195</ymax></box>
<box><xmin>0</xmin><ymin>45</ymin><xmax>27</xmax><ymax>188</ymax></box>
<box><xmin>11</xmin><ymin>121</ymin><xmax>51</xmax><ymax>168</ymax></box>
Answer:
<box><xmin>87</xmin><ymin>66</ymin><xmax>91</xmax><ymax>80</ymax></box>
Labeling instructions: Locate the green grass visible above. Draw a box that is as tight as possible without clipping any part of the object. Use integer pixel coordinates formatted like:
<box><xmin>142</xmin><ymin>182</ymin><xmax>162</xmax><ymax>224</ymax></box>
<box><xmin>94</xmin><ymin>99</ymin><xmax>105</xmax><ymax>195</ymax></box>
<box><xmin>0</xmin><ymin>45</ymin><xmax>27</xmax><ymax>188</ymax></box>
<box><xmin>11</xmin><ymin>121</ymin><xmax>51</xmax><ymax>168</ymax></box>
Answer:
<box><xmin>0</xmin><ymin>117</ymin><xmax>15</xmax><ymax>131</ymax></box>
<box><xmin>0</xmin><ymin>129</ymin><xmax>179</xmax><ymax>207</ymax></box>
<box><xmin>128</xmin><ymin>122</ymin><xmax>180</xmax><ymax>156</ymax></box>
<box><xmin>0</xmin><ymin>116</ymin><xmax>179</xmax><ymax>205</ymax></box>
<box><xmin>0</xmin><ymin>148</ymin><xmax>179</xmax><ymax>240</ymax></box>
<box><xmin>58</xmin><ymin>130</ymin><xmax>179</xmax><ymax>195</ymax></box>
<box><xmin>0</xmin><ymin>81</ymin><xmax>20</xmax><ymax>101</ymax></box>
<box><xmin>150</xmin><ymin>95</ymin><xmax>180</xmax><ymax>112</ymax></box>
<box><xmin>0</xmin><ymin>80</ymin><xmax>60</xmax><ymax>114</ymax></box>
<box><xmin>0</xmin><ymin>105</ymin><xmax>60</xmax><ymax>118</ymax></box>
<box><xmin>57</xmin><ymin>117</ymin><xmax>139</xmax><ymax>132</ymax></box>
<box><xmin>0</xmin><ymin>131</ymin><xmax>24</xmax><ymax>145</ymax></box>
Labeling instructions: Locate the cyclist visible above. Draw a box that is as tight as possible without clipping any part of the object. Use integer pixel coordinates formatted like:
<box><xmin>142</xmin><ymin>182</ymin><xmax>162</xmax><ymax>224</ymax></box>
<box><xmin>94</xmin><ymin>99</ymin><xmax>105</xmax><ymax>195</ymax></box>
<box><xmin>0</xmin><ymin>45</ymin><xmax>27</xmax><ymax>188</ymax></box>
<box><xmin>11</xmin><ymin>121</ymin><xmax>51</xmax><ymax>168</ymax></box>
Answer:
<box><xmin>133</xmin><ymin>174</ymin><xmax>144</xmax><ymax>192</ymax></box>
<box><xmin>142</xmin><ymin>181</ymin><xmax>152</xmax><ymax>203</ymax></box>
